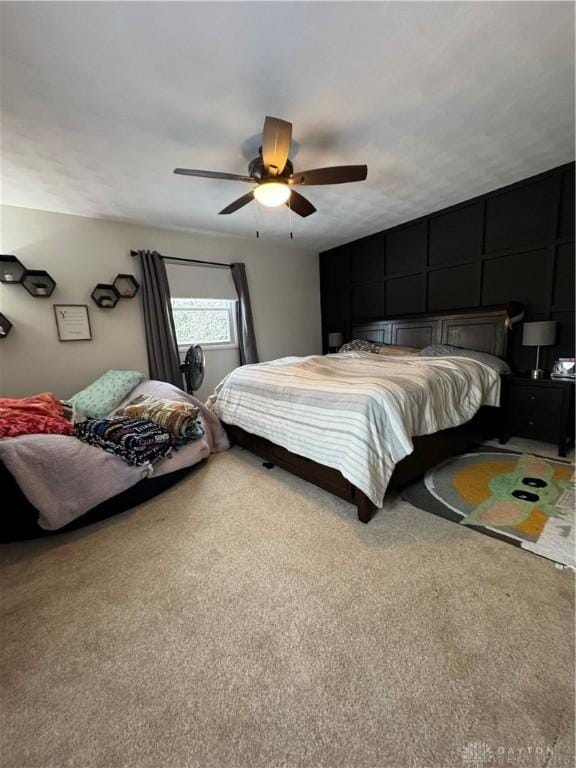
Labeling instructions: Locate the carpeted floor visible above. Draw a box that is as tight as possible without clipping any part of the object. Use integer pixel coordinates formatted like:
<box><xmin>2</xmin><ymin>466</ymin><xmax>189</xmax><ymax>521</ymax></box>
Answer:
<box><xmin>1</xmin><ymin>447</ymin><xmax>574</xmax><ymax>768</ymax></box>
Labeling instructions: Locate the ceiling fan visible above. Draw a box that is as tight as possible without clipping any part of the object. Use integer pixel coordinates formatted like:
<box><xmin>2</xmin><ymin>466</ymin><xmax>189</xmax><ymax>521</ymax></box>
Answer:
<box><xmin>174</xmin><ymin>116</ymin><xmax>368</xmax><ymax>218</ymax></box>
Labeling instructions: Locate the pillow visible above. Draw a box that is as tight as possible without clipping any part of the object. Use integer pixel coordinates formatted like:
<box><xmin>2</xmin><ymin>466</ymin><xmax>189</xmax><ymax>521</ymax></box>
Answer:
<box><xmin>419</xmin><ymin>345</ymin><xmax>511</xmax><ymax>374</ymax></box>
<box><xmin>339</xmin><ymin>339</ymin><xmax>383</xmax><ymax>354</ymax></box>
<box><xmin>338</xmin><ymin>339</ymin><xmax>420</xmax><ymax>356</ymax></box>
<box><xmin>376</xmin><ymin>345</ymin><xmax>420</xmax><ymax>356</ymax></box>
<box><xmin>69</xmin><ymin>370</ymin><xmax>146</xmax><ymax>419</ymax></box>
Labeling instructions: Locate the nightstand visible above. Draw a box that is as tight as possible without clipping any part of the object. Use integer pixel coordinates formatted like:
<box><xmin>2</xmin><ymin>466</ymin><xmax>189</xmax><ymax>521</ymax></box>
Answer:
<box><xmin>499</xmin><ymin>374</ymin><xmax>575</xmax><ymax>457</ymax></box>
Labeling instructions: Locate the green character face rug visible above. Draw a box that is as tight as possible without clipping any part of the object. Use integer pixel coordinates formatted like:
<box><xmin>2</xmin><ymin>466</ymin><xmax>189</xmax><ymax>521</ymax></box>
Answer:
<box><xmin>460</xmin><ymin>454</ymin><xmax>570</xmax><ymax>537</ymax></box>
<box><xmin>403</xmin><ymin>451</ymin><xmax>574</xmax><ymax>567</ymax></box>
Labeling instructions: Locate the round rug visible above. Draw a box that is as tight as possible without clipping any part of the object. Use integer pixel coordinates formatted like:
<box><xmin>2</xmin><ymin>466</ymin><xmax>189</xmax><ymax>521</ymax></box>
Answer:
<box><xmin>402</xmin><ymin>449</ymin><xmax>574</xmax><ymax>566</ymax></box>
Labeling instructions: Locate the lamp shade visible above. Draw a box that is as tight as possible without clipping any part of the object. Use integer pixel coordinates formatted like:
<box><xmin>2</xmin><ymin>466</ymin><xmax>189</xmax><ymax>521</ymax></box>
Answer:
<box><xmin>254</xmin><ymin>182</ymin><xmax>291</xmax><ymax>207</ymax></box>
<box><xmin>522</xmin><ymin>321</ymin><xmax>557</xmax><ymax>347</ymax></box>
<box><xmin>328</xmin><ymin>332</ymin><xmax>344</xmax><ymax>348</ymax></box>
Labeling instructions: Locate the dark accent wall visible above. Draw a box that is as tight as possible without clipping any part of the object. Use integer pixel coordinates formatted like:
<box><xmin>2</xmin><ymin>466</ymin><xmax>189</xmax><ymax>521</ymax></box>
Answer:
<box><xmin>319</xmin><ymin>163</ymin><xmax>575</xmax><ymax>371</ymax></box>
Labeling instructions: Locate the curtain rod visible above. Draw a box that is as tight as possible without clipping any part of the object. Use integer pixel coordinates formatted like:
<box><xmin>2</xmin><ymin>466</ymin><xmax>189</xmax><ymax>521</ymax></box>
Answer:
<box><xmin>130</xmin><ymin>250</ymin><xmax>232</xmax><ymax>269</ymax></box>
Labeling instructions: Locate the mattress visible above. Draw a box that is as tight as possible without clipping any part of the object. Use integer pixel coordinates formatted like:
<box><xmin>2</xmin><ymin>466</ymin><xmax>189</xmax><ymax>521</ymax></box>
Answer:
<box><xmin>0</xmin><ymin>380</ymin><xmax>229</xmax><ymax>530</ymax></box>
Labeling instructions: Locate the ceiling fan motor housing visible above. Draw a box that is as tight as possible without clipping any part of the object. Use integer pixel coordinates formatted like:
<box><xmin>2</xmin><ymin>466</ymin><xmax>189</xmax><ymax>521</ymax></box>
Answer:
<box><xmin>250</xmin><ymin>153</ymin><xmax>293</xmax><ymax>180</ymax></box>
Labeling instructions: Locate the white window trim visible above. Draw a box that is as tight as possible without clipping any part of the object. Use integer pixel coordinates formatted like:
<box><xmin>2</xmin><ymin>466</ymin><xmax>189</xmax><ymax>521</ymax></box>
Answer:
<box><xmin>171</xmin><ymin>299</ymin><xmax>239</xmax><ymax>352</ymax></box>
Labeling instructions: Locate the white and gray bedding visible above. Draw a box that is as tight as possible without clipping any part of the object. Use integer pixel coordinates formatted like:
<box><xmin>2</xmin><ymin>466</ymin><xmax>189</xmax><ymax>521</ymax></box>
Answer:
<box><xmin>207</xmin><ymin>352</ymin><xmax>501</xmax><ymax>507</ymax></box>
<box><xmin>340</xmin><ymin>339</ymin><xmax>510</xmax><ymax>373</ymax></box>
<box><xmin>419</xmin><ymin>344</ymin><xmax>511</xmax><ymax>374</ymax></box>
<box><xmin>0</xmin><ymin>380</ymin><xmax>229</xmax><ymax>530</ymax></box>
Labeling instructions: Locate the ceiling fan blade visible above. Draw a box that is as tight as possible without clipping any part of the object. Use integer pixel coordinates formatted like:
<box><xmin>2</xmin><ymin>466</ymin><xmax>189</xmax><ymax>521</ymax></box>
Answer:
<box><xmin>261</xmin><ymin>116</ymin><xmax>292</xmax><ymax>176</ymax></box>
<box><xmin>174</xmin><ymin>168</ymin><xmax>255</xmax><ymax>183</ymax></box>
<box><xmin>287</xmin><ymin>190</ymin><xmax>316</xmax><ymax>217</ymax></box>
<box><xmin>290</xmin><ymin>165</ymin><xmax>368</xmax><ymax>186</ymax></box>
<box><xmin>219</xmin><ymin>191</ymin><xmax>255</xmax><ymax>215</ymax></box>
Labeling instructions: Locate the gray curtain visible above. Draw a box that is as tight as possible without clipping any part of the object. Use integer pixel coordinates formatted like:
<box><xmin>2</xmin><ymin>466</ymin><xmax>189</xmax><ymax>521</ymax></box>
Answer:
<box><xmin>231</xmin><ymin>262</ymin><xmax>259</xmax><ymax>365</ymax></box>
<box><xmin>136</xmin><ymin>250</ymin><xmax>182</xmax><ymax>387</ymax></box>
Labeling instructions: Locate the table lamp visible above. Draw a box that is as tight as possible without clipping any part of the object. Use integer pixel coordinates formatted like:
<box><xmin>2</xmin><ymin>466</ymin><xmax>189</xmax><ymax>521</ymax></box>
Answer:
<box><xmin>522</xmin><ymin>321</ymin><xmax>557</xmax><ymax>379</ymax></box>
<box><xmin>328</xmin><ymin>332</ymin><xmax>344</xmax><ymax>352</ymax></box>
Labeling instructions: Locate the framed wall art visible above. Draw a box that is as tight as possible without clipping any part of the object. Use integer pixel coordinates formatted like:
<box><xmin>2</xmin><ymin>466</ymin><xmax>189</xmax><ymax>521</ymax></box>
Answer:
<box><xmin>53</xmin><ymin>304</ymin><xmax>92</xmax><ymax>342</ymax></box>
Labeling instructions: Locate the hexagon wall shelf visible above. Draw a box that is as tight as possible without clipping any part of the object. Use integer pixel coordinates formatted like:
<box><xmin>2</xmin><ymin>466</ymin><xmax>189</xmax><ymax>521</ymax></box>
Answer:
<box><xmin>22</xmin><ymin>270</ymin><xmax>57</xmax><ymax>297</ymax></box>
<box><xmin>113</xmin><ymin>273</ymin><xmax>139</xmax><ymax>299</ymax></box>
<box><xmin>0</xmin><ymin>313</ymin><xmax>13</xmax><ymax>338</ymax></box>
<box><xmin>91</xmin><ymin>283</ymin><xmax>120</xmax><ymax>309</ymax></box>
<box><xmin>0</xmin><ymin>255</ymin><xmax>26</xmax><ymax>284</ymax></box>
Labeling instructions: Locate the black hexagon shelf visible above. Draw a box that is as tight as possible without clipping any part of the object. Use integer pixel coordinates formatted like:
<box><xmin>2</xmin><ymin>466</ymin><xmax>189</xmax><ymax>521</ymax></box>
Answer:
<box><xmin>0</xmin><ymin>313</ymin><xmax>13</xmax><ymax>338</ymax></box>
<box><xmin>91</xmin><ymin>283</ymin><xmax>120</xmax><ymax>309</ymax></box>
<box><xmin>113</xmin><ymin>273</ymin><xmax>139</xmax><ymax>299</ymax></box>
<box><xmin>0</xmin><ymin>255</ymin><xmax>26</xmax><ymax>284</ymax></box>
<box><xmin>22</xmin><ymin>270</ymin><xmax>56</xmax><ymax>297</ymax></box>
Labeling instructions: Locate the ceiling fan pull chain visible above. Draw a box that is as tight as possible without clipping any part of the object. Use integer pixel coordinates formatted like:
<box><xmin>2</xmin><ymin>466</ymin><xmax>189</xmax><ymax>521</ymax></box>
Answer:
<box><xmin>288</xmin><ymin>197</ymin><xmax>294</xmax><ymax>240</ymax></box>
<box><xmin>254</xmin><ymin>196</ymin><xmax>261</xmax><ymax>240</ymax></box>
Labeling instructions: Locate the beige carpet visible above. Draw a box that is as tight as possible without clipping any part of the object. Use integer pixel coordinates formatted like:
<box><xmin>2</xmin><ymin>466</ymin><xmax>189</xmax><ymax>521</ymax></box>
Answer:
<box><xmin>1</xmin><ymin>447</ymin><xmax>574</xmax><ymax>768</ymax></box>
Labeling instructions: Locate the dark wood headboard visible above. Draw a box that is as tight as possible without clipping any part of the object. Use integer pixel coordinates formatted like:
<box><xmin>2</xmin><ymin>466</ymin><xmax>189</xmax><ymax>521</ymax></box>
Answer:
<box><xmin>352</xmin><ymin>307</ymin><xmax>512</xmax><ymax>358</ymax></box>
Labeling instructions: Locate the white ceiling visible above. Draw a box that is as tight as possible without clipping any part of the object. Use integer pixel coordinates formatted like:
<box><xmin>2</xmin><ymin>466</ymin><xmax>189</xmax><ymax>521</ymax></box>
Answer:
<box><xmin>1</xmin><ymin>1</ymin><xmax>574</xmax><ymax>251</ymax></box>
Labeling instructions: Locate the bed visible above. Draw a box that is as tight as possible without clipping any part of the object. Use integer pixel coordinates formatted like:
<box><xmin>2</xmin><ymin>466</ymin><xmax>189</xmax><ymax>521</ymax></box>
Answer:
<box><xmin>208</xmin><ymin>307</ymin><xmax>513</xmax><ymax>523</ymax></box>
<box><xmin>0</xmin><ymin>380</ymin><xmax>230</xmax><ymax>540</ymax></box>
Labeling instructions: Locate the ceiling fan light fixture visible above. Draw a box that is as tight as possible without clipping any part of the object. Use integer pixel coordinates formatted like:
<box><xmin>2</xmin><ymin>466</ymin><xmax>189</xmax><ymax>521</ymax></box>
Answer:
<box><xmin>254</xmin><ymin>181</ymin><xmax>291</xmax><ymax>207</ymax></box>
<box><xmin>175</xmin><ymin>116</ymin><xmax>367</xmax><ymax>219</ymax></box>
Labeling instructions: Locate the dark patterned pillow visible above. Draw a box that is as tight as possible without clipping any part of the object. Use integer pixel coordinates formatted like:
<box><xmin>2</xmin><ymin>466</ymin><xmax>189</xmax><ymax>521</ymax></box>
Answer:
<box><xmin>338</xmin><ymin>339</ymin><xmax>384</xmax><ymax>354</ymax></box>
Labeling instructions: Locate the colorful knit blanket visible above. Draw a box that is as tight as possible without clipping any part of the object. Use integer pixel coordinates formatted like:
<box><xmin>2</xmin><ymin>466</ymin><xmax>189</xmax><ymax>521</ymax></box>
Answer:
<box><xmin>74</xmin><ymin>417</ymin><xmax>175</xmax><ymax>468</ymax></box>
<box><xmin>114</xmin><ymin>394</ymin><xmax>204</xmax><ymax>441</ymax></box>
<box><xmin>0</xmin><ymin>393</ymin><xmax>74</xmax><ymax>439</ymax></box>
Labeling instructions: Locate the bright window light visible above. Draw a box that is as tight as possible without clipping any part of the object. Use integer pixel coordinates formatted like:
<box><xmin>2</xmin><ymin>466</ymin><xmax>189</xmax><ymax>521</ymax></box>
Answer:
<box><xmin>170</xmin><ymin>298</ymin><xmax>237</xmax><ymax>349</ymax></box>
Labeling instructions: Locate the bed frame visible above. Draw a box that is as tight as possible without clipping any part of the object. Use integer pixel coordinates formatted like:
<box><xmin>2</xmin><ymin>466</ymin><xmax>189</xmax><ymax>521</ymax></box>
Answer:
<box><xmin>224</xmin><ymin>306</ymin><xmax>513</xmax><ymax>523</ymax></box>
<box><xmin>0</xmin><ymin>461</ymin><xmax>198</xmax><ymax>542</ymax></box>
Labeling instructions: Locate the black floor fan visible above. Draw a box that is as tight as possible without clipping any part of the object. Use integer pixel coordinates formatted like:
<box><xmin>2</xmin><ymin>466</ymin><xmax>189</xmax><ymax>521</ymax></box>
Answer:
<box><xmin>181</xmin><ymin>344</ymin><xmax>205</xmax><ymax>395</ymax></box>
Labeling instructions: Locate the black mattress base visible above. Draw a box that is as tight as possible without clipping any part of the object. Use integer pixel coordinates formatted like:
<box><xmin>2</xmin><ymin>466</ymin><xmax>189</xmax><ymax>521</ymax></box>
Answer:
<box><xmin>0</xmin><ymin>461</ymin><xmax>199</xmax><ymax>542</ymax></box>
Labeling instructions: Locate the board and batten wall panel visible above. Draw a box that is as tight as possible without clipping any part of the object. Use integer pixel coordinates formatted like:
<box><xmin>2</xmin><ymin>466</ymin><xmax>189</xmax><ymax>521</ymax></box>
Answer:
<box><xmin>320</xmin><ymin>162</ymin><xmax>575</xmax><ymax>371</ymax></box>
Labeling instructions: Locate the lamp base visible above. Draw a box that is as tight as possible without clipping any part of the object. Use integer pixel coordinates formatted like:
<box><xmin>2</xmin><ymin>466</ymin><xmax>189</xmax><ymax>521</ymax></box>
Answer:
<box><xmin>530</xmin><ymin>368</ymin><xmax>545</xmax><ymax>379</ymax></box>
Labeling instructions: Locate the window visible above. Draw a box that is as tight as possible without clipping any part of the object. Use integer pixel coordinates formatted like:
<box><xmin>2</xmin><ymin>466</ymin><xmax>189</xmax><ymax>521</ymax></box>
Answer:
<box><xmin>170</xmin><ymin>298</ymin><xmax>237</xmax><ymax>350</ymax></box>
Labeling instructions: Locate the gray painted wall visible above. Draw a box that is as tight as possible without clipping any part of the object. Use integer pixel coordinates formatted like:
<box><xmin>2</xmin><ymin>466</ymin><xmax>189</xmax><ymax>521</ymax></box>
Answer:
<box><xmin>0</xmin><ymin>206</ymin><xmax>321</xmax><ymax>399</ymax></box>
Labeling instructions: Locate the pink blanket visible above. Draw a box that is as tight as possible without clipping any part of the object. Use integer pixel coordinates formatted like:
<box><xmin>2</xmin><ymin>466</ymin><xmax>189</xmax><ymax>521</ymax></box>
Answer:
<box><xmin>0</xmin><ymin>381</ymin><xmax>230</xmax><ymax>530</ymax></box>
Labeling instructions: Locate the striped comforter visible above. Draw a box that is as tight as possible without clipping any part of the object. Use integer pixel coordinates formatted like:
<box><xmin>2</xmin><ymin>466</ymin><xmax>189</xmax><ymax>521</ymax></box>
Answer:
<box><xmin>207</xmin><ymin>353</ymin><xmax>501</xmax><ymax>506</ymax></box>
